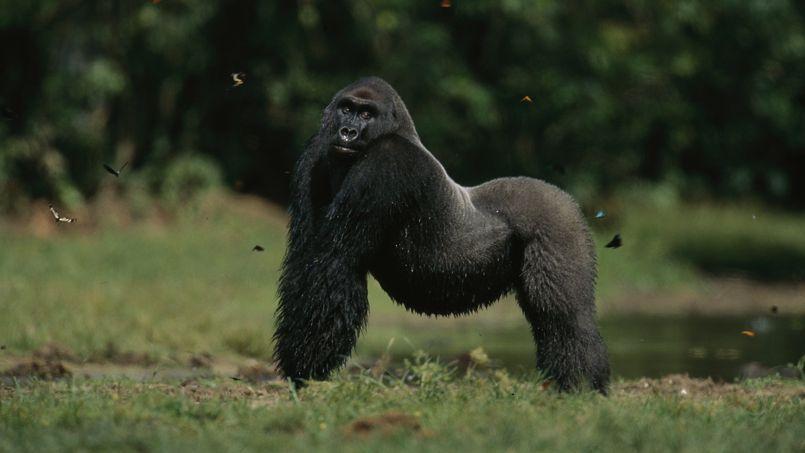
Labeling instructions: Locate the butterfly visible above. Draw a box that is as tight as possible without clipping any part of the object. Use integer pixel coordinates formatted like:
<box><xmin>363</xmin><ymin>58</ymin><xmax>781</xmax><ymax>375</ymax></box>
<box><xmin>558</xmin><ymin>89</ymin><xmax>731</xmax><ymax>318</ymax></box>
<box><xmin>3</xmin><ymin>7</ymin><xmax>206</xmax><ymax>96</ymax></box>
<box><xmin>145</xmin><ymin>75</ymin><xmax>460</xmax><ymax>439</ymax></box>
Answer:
<box><xmin>520</xmin><ymin>95</ymin><xmax>533</xmax><ymax>103</ymax></box>
<box><xmin>605</xmin><ymin>234</ymin><xmax>621</xmax><ymax>248</ymax></box>
<box><xmin>49</xmin><ymin>204</ymin><xmax>76</xmax><ymax>223</ymax></box>
<box><xmin>594</xmin><ymin>210</ymin><xmax>606</xmax><ymax>219</ymax></box>
<box><xmin>252</xmin><ymin>245</ymin><xmax>265</xmax><ymax>252</ymax></box>
<box><xmin>441</xmin><ymin>0</ymin><xmax>451</xmax><ymax>7</ymax></box>
<box><xmin>231</xmin><ymin>73</ymin><xmax>245</xmax><ymax>87</ymax></box>
<box><xmin>741</xmin><ymin>330</ymin><xmax>756</xmax><ymax>337</ymax></box>
<box><xmin>103</xmin><ymin>161</ymin><xmax>128</xmax><ymax>177</ymax></box>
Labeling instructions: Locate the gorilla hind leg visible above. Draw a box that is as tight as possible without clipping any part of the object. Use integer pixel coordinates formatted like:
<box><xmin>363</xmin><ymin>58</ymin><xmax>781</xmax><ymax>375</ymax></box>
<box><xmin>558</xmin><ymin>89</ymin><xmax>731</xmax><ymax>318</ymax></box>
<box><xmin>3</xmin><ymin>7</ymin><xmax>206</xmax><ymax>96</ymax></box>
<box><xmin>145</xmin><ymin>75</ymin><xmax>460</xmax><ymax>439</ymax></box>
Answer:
<box><xmin>516</xmin><ymin>237</ymin><xmax>610</xmax><ymax>394</ymax></box>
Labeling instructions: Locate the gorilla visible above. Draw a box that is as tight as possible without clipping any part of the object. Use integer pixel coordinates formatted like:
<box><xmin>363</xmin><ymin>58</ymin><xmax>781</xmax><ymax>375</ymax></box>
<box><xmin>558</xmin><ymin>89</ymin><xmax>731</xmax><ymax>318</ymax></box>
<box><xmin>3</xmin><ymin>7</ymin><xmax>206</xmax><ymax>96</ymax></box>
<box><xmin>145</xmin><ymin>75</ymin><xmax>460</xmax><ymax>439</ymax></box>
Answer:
<box><xmin>274</xmin><ymin>77</ymin><xmax>610</xmax><ymax>393</ymax></box>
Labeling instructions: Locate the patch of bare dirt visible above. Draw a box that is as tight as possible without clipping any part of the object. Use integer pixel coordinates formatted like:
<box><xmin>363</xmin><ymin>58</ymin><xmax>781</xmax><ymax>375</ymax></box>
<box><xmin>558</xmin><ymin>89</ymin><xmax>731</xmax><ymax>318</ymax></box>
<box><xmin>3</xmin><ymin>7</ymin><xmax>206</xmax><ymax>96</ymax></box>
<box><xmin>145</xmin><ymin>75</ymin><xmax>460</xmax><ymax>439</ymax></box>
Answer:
<box><xmin>188</xmin><ymin>352</ymin><xmax>214</xmax><ymax>369</ymax></box>
<box><xmin>6</xmin><ymin>380</ymin><xmax>288</xmax><ymax>406</ymax></box>
<box><xmin>94</xmin><ymin>342</ymin><xmax>155</xmax><ymax>366</ymax></box>
<box><xmin>168</xmin><ymin>380</ymin><xmax>285</xmax><ymax>404</ymax></box>
<box><xmin>615</xmin><ymin>374</ymin><xmax>804</xmax><ymax>399</ymax></box>
<box><xmin>235</xmin><ymin>360</ymin><xmax>280</xmax><ymax>382</ymax></box>
<box><xmin>1</xmin><ymin>359</ymin><xmax>72</xmax><ymax>380</ymax></box>
<box><xmin>344</xmin><ymin>412</ymin><xmax>427</xmax><ymax>437</ymax></box>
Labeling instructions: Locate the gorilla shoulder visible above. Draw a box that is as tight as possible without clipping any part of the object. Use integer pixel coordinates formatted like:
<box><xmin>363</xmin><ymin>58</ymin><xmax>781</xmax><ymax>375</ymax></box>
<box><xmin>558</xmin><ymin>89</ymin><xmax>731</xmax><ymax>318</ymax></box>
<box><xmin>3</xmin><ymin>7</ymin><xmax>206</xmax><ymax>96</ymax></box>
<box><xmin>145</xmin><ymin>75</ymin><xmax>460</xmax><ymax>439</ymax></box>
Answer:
<box><xmin>469</xmin><ymin>177</ymin><xmax>591</xmax><ymax>244</ymax></box>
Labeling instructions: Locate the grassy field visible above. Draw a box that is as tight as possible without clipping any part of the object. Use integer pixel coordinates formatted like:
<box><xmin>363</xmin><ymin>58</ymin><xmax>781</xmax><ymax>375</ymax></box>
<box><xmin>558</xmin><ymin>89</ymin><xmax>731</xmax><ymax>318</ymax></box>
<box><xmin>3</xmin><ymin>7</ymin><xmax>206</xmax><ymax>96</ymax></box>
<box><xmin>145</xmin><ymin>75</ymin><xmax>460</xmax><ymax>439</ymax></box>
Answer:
<box><xmin>1</xmin><ymin>191</ymin><xmax>804</xmax><ymax>451</ymax></box>
<box><xmin>2</xmin><ymin>367</ymin><xmax>804</xmax><ymax>452</ymax></box>
<box><xmin>2</xmin><ymin>191</ymin><xmax>804</xmax><ymax>362</ymax></box>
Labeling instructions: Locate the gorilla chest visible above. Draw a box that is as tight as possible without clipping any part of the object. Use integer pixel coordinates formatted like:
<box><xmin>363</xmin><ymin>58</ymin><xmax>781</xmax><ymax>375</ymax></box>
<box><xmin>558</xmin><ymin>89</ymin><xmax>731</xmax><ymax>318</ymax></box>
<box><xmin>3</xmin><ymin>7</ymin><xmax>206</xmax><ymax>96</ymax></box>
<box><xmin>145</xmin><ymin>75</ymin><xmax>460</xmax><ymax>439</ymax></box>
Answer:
<box><xmin>369</xmin><ymin>214</ymin><xmax>516</xmax><ymax>313</ymax></box>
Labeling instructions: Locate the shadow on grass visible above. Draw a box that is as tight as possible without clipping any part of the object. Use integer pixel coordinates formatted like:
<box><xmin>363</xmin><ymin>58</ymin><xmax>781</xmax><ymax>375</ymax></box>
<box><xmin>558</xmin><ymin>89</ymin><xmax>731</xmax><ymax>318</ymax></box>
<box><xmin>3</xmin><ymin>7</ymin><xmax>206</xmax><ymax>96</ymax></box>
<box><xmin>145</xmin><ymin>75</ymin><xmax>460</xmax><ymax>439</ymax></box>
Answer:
<box><xmin>672</xmin><ymin>233</ymin><xmax>805</xmax><ymax>282</ymax></box>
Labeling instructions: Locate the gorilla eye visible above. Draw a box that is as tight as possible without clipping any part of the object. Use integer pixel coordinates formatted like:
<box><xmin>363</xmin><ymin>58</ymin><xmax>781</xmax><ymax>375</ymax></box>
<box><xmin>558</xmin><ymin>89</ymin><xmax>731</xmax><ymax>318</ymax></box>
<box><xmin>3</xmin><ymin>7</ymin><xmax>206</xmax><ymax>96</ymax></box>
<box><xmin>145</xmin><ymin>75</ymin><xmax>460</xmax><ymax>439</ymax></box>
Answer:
<box><xmin>359</xmin><ymin>110</ymin><xmax>372</xmax><ymax>120</ymax></box>
<box><xmin>341</xmin><ymin>106</ymin><xmax>351</xmax><ymax>114</ymax></box>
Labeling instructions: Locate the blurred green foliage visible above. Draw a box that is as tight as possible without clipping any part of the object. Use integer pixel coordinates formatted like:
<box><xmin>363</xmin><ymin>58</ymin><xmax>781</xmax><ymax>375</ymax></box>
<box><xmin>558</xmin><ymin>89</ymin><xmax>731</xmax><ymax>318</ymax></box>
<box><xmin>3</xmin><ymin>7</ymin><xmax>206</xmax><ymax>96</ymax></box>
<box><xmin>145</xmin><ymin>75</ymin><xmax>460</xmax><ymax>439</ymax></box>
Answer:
<box><xmin>161</xmin><ymin>154</ymin><xmax>222</xmax><ymax>207</ymax></box>
<box><xmin>1</xmin><ymin>0</ymin><xmax>803</xmax><ymax>210</ymax></box>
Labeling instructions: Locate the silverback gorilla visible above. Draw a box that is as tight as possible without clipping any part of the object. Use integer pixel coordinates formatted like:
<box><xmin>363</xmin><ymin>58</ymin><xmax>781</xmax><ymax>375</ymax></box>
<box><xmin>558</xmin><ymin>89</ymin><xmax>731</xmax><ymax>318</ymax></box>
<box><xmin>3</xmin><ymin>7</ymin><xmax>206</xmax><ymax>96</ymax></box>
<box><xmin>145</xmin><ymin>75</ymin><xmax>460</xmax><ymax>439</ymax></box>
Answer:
<box><xmin>274</xmin><ymin>77</ymin><xmax>610</xmax><ymax>393</ymax></box>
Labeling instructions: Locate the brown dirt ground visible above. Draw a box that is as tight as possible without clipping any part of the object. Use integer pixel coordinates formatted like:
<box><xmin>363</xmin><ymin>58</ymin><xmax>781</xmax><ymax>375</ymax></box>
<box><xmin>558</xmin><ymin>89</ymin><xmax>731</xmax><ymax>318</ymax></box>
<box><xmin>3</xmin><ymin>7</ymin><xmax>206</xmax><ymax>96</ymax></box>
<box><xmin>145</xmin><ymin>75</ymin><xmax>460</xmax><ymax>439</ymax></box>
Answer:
<box><xmin>1</xmin><ymin>359</ymin><xmax>72</xmax><ymax>380</ymax></box>
<box><xmin>2</xmin><ymin>350</ymin><xmax>802</xmax><ymax>402</ymax></box>
<box><xmin>234</xmin><ymin>360</ymin><xmax>281</xmax><ymax>382</ymax></box>
<box><xmin>614</xmin><ymin>374</ymin><xmax>805</xmax><ymax>400</ymax></box>
<box><xmin>344</xmin><ymin>411</ymin><xmax>429</xmax><ymax>437</ymax></box>
<box><xmin>0</xmin><ymin>378</ymin><xmax>289</xmax><ymax>405</ymax></box>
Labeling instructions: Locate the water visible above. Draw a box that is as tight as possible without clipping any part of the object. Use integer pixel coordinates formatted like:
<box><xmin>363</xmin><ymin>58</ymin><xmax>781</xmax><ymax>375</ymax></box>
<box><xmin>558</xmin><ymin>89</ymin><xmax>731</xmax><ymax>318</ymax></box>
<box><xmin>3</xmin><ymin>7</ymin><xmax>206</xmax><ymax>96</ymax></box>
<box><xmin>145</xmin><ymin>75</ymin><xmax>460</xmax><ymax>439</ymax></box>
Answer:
<box><xmin>378</xmin><ymin>314</ymin><xmax>805</xmax><ymax>381</ymax></box>
<box><xmin>599</xmin><ymin>314</ymin><xmax>804</xmax><ymax>379</ymax></box>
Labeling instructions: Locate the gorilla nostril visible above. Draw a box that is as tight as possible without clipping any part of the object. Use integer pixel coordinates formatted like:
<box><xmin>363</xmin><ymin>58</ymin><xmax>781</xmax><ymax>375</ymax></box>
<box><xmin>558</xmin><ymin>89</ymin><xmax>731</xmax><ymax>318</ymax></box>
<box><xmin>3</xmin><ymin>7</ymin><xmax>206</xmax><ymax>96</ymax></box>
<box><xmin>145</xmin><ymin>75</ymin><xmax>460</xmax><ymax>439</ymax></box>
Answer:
<box><xmin>339</xmin><ymin>127</ymin><xmax>358</xmax><ymax>142</ymax></box>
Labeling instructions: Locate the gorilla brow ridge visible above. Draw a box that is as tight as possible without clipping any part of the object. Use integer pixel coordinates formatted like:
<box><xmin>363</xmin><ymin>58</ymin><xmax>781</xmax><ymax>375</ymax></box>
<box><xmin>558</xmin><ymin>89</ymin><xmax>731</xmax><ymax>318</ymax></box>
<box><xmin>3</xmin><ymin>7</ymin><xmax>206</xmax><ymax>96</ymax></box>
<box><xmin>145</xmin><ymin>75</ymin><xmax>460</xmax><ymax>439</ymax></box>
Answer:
<box><xmin>347</xmin><ymin>88</ymin><xmax>380</xmax><ymax>101</ymax></box>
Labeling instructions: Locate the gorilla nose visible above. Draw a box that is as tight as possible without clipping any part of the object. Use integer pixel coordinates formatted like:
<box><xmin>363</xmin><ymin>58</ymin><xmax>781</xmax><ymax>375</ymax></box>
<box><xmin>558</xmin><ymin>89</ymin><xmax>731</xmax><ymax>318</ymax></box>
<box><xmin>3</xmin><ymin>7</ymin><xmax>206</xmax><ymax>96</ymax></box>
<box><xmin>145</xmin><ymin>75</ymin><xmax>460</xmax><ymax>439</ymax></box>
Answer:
<box><xmin>339</xmin><ymin>126</ymin><xmax>359</xmax><ymax>143</ymax></box>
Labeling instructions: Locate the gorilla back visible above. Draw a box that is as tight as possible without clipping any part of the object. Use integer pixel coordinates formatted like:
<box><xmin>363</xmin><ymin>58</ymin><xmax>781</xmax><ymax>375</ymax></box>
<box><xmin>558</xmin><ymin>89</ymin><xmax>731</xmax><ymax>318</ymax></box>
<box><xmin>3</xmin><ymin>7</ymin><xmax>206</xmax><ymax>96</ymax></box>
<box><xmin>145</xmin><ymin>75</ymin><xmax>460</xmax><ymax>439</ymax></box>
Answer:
<box><xmin>274</xmin><ymin>77</ymin><xmax>610</xmax><ymax>393</ymax></box>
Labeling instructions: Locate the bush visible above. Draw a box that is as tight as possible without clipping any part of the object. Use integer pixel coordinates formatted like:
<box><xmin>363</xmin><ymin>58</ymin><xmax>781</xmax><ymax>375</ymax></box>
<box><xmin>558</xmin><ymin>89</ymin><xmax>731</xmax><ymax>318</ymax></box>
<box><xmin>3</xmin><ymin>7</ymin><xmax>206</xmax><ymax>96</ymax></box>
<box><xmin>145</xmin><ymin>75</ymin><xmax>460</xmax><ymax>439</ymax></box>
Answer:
<box><xmin>160</xmin><ymin>154</ymin><xmax>223</xmax><ymax>207</ymax></box>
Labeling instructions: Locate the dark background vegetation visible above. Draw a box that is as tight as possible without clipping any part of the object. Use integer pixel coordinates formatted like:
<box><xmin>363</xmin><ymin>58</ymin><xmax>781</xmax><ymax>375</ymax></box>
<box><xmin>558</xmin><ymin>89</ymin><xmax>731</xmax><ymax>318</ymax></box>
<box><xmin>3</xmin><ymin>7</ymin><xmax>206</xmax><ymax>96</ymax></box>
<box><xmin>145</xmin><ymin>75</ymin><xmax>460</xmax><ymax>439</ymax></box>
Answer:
<box><xmin>1</xmin><ymin>0</ymin><xmax>804</xmax><ymax>212</ymax></box>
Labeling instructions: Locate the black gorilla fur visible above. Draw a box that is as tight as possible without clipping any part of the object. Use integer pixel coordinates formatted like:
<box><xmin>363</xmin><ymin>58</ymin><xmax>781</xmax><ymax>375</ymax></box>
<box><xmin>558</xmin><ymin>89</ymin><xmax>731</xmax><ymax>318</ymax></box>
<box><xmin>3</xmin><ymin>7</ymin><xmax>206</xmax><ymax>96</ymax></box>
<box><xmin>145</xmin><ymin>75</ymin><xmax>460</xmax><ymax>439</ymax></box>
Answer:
<box><xmin>274</xmin><ymin>77</ymin><xmax>610</xmax><ymax>393</ymax></box>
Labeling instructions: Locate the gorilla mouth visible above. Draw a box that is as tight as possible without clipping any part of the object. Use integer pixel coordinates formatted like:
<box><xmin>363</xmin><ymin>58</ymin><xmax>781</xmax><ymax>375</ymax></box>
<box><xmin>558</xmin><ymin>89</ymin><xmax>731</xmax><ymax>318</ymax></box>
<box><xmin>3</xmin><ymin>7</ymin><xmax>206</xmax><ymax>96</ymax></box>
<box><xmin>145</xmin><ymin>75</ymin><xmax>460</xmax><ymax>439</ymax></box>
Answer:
<box><xmin>332</xmin><ymin>145</ymin><xmax>360</xmax><ymax>157</ymax></box>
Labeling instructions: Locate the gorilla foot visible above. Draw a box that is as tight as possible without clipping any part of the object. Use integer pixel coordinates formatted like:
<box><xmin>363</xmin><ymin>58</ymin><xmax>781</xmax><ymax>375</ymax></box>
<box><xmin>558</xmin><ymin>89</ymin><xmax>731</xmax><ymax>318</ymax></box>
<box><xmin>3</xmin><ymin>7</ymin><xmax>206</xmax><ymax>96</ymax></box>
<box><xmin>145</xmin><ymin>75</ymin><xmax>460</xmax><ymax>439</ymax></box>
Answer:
<box><xmin>539</xmin><ymin>332</ymin><xmax>610</xmax><ymax>395</ymax></box>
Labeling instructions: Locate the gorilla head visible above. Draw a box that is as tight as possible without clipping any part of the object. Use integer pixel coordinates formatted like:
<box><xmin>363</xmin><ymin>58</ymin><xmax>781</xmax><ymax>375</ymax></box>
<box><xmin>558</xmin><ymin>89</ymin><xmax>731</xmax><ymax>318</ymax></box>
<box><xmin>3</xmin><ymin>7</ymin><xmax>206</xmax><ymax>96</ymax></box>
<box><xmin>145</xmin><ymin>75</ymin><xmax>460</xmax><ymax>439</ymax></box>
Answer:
<box><xmin>275</xmin><ymin>77</ymin><xmax>610</xmax><ymax>394</ymax></box>
<box><xmin>322</xmin><ymin>77</ymin><xmax>421</xmax><ymax>158</ymax></box>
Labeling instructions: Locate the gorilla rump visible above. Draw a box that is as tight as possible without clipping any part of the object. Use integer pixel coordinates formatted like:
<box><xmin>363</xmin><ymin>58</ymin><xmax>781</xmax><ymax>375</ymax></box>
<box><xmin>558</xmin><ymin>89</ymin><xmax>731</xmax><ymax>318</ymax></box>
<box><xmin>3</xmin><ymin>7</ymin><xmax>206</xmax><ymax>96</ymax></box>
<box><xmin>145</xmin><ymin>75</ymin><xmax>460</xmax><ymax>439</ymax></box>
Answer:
<box><xmin>274</xmin><ymin>77</ymin><xmax>610</xmax><ymax>393</ymax></box>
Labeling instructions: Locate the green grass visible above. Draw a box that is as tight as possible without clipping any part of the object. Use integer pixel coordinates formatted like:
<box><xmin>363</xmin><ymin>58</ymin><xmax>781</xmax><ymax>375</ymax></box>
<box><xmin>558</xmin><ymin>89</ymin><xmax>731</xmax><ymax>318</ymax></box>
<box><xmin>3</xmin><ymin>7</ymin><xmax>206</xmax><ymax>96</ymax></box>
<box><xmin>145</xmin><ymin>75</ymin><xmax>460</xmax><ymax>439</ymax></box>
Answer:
<box><xmin>593</xmin><ymin>195</ymin><xmax>805</xmax><ymax>297</ymax></box>
<box><xmin>2</xmin><ymin>191</ymin><xmax>805</xmax><ymax>362</ymax></box>
<box><xmin>2</xmin><ymin>192</ymin><xmax>805</xmax><ymax>451</ymax></box>
<box><xmin>1</xmin><ymin>367</ymin><xmax>803</xmax><ymax>452</ymax></box>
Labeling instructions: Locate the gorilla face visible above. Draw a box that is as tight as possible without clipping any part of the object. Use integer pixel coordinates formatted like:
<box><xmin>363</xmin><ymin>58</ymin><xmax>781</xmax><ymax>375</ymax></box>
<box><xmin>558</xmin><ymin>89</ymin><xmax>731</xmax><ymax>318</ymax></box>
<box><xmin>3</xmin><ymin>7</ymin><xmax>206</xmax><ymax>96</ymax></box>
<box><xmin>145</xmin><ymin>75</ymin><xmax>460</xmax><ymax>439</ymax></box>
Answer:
<box><xmin>330</xmin><ymin>94</ymin><xmax>381</xmax><ymax>157</ymax></box>
<box><xmin>324</xmin><ymin>78</ymin><xmax>408</xmax><ymax>159</ymax></box>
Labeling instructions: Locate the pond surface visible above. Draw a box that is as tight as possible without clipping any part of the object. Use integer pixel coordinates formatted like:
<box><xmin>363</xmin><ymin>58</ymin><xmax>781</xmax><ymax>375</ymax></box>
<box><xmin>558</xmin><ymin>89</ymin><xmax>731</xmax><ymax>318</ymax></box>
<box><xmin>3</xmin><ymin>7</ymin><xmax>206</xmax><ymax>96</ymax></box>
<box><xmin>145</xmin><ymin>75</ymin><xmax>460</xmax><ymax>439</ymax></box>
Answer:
<box><xmin>599</xmin><ymin>314</ymin><xmax>804</xmax><ymax>379</ymax></box>
<box><xmin>375</xmin><ymin>314</ymin><xmax>805</xmax><ymax>381</ymax></box>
